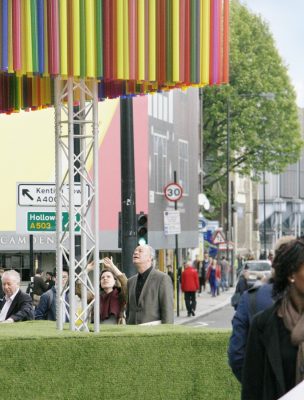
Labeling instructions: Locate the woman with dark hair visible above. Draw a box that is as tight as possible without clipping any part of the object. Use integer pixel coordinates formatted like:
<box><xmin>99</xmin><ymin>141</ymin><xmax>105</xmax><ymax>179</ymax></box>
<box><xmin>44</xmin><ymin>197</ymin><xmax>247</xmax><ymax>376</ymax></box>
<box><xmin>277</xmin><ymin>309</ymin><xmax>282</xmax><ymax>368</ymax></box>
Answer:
<box><xmin>86</xmin><ymin>258</ymin><xmax>127</xmax><ymax>325</ymax></box>
<box><xmin>242</xmin><ymin>237</ymin><xmax>304</xmax><ymax>399</ymax></box>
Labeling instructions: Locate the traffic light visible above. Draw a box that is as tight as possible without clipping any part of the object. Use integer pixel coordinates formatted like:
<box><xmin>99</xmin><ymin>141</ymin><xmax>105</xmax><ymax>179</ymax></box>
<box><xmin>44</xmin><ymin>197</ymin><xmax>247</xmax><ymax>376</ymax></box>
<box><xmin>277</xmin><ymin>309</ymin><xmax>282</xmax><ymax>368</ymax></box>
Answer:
<box><xmin>137</xmin><ymin>212</ymin><xmax>148</xmax><ymax>245</ymax></box>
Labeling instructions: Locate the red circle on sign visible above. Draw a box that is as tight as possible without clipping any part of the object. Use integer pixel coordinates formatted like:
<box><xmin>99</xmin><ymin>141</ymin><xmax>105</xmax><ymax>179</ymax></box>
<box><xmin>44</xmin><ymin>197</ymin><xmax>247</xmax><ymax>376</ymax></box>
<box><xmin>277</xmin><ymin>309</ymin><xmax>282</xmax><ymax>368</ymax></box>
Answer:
<box><xmin>164</xmin><ymin>182</ymin><xmax>183</xmax><ymax>202</ymax></box>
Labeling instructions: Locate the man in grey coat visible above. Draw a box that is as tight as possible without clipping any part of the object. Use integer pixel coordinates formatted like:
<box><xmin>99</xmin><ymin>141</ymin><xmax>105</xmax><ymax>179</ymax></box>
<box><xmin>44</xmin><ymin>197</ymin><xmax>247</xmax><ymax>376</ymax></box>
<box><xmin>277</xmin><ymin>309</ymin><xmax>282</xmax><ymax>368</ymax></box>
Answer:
<box><xmin>127</xmin><ymin>245</ymin><xmax>174</xmax><ymax>325</ymax></box>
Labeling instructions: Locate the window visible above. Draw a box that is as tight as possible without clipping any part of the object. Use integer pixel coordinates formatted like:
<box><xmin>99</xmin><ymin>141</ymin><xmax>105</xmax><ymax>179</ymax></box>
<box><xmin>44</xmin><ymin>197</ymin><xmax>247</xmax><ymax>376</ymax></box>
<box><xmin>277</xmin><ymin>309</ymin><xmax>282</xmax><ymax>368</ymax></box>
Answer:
<box><xmin>148</xmin><ymin>92</ymin><xmax>173</xmax><ymax>122</ymax></box>
<box><xmin>178</xmin><ymin>140</ymin><xmax>189</xmax><ymax>194</ymax></box>
<box><xmin>281</xmin><ymin>163</ymin><xmax>298</xmax><ymax>198</ymax></box>
<box><xmin>152</xmin><ymin>130</ymin><xmax>168</xmax><ymax>194</ymax></box>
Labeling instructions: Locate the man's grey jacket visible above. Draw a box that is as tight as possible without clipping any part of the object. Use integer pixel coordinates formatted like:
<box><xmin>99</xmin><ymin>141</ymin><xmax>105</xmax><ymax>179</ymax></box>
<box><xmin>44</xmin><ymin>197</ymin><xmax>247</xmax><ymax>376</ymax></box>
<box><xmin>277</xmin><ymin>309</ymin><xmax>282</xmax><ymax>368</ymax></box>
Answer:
<box><xmin>126</xmin><ymin>269</ymin><xmax>174</xmax><ymax>325</ymax></box>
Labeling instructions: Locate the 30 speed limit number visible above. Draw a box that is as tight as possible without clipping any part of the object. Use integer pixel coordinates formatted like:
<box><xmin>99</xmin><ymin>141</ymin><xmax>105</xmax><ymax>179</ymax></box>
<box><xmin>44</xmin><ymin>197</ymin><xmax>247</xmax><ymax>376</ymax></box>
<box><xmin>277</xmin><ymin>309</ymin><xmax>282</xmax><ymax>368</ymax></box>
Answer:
<box><xmin>164</xmin><ymin>183</ymin><xmax>183</xmax><ymax>202</ymax></box>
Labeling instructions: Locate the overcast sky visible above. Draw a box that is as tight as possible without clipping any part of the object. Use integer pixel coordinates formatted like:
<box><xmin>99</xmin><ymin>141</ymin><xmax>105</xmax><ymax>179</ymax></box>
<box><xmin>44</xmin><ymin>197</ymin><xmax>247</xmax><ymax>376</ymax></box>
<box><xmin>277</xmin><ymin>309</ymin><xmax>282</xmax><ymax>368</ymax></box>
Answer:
<box><xmin>240</xmin><ymin>0</ymin><xmax>304</xmax><ymax>108</ymax></box>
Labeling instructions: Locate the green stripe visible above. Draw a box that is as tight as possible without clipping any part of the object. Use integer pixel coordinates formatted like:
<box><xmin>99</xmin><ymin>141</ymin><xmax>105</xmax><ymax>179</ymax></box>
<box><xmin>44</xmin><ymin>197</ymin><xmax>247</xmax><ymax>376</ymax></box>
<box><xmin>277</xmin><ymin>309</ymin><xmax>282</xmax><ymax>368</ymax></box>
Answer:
<box><xmin>190</xmin><ymin>0</ymin><xmax>197</xmax><ymax>83</ymax></box>
<box><xmin>31</xmin><ymin>0</ymin><xmax>38</xmax><ymax>72</ymax></box>
<box><xmin>96</xmin><ymin>0</ymin><xmax>103</xmax><ymax>78</ymax></box>
<box><xmin>14</xmin><ymin>75</ymin><xmax>19</xmax><ymax>109</ymax></box>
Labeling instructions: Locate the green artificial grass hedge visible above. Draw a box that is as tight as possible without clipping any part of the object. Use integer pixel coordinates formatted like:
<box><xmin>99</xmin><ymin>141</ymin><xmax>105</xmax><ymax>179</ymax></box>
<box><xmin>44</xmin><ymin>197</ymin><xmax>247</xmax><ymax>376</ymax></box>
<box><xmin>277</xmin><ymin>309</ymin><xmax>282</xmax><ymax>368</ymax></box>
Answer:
<box><xmin>0</xmin><ymin>322</ymin><xmax>240</xmax><ymax>400</ymax></box>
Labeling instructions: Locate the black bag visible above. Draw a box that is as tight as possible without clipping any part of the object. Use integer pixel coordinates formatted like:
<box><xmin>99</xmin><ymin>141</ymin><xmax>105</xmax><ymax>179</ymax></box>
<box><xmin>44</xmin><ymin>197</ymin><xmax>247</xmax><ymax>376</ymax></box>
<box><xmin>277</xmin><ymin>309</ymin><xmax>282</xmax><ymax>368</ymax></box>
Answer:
<box><xmin>231</xmin><ymin>291</ymin><xmax>241</xmax><ymax>308</ymax></box>
<box><xmin>26</xmin><ymin>282</ymin><xmax>34</xmax><ymax>295</ymax></box>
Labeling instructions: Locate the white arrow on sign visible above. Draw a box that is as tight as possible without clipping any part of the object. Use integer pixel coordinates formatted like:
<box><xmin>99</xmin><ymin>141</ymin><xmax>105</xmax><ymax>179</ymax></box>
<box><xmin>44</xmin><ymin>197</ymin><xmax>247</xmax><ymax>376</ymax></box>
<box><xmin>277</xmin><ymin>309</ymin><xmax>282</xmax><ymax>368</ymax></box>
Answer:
<box><xmin>18</xmin><ymin>183</ymin><xmax>90</xmax><ymax>207</ymax></box>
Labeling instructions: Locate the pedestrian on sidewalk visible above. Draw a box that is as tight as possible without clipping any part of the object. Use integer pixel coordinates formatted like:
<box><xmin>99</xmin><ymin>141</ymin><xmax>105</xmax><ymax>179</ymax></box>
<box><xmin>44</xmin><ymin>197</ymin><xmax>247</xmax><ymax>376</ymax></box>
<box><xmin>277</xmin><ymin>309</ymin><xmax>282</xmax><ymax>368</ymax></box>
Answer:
<box><xmin>166</xmin><ymin>265</ymin><xmax>174</xmax><ymax>285</ymax></box>
<box><xmin>207</xmin><ymin>258</ymin><xmax>221</xmax><ymax>297</ymax></box>
<box><xmin>181</xmin><ymin>261</ymin><xmax>199</xmax><ymax>317</ymax></box>
<box><xmin>220</xmin><ymin>256</ymin><xmax>229</xmax><ymax>291</ymax></box>
<box><xmin>201</xmin><ymin>252</ymin><xmax>210</xmax><ymax>292</ymax></box>
<box><xmin>206</xmin><ymin>259</ymin><xmax>221</xmax><ymax>297</ymax></box>
<box><xmin>193</xmin><ymin>255</ymin><xmax>206</xmax><ymax>295</ymax></box>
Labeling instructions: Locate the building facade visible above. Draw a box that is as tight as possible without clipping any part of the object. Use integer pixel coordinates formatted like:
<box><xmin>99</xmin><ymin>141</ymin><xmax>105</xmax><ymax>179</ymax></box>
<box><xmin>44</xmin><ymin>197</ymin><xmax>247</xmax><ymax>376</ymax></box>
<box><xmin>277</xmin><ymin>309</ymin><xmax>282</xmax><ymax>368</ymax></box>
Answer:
<box><xmin>0</xmin><ymin>90</ymin><xmax>200</xmax><ymax>279</ymax></box>
<box><xmin>258</xmin><ymin>108</ymin><xmax>304</xmax><ymax>253</ymax></box>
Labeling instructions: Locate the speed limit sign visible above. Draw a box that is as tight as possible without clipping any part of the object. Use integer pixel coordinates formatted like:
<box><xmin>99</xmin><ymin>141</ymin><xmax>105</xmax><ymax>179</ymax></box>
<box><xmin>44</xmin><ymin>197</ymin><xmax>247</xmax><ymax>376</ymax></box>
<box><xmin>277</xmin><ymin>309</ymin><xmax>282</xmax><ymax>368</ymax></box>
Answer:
<box><xmin>164</xmin><ymin>182</ymin><xmax>183</xmax><ymax>202</ymax></box>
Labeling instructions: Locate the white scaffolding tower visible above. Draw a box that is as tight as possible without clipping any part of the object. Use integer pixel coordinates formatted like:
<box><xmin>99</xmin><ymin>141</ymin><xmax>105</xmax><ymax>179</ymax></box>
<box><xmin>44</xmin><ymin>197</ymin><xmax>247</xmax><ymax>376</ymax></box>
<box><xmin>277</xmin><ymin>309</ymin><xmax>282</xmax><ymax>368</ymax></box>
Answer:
<box><xmin>54</xmin><ymin>77</ymin><xmax>100</xmax><ymax>332</ymax></box>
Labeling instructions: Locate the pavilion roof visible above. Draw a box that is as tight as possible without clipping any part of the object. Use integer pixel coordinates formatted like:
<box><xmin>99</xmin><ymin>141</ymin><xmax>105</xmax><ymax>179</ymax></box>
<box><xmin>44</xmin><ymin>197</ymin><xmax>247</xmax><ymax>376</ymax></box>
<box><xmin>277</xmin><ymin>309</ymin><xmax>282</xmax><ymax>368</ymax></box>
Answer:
<box><xmin>0</xmin><ymin>0</ymin><xmax>229</xmax><ymax>114</ymax></box>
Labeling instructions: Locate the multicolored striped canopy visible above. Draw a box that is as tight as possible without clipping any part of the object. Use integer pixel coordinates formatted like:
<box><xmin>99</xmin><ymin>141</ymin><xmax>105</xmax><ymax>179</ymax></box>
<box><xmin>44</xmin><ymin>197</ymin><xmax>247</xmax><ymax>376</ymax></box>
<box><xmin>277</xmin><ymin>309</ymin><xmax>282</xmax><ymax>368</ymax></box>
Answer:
<box><xmin>0</xmin><ymin>0</ymin><xmax>229</xmax><ymax>114</ymax></box>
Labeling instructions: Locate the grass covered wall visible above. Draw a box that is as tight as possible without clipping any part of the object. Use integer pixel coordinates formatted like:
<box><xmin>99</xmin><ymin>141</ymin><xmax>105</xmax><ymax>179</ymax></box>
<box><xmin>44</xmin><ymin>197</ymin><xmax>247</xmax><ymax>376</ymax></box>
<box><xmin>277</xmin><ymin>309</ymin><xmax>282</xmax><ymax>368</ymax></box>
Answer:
<box><xmin>0</xmin><ymin>322</ymin><xmax>240</xmax><ymax>400</ymax></box>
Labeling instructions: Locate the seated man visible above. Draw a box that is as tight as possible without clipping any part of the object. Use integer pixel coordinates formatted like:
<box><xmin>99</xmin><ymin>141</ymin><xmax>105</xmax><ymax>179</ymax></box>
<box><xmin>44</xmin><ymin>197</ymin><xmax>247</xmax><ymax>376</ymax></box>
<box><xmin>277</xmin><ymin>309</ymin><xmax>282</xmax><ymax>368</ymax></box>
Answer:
<box><xmin>0</xmin><ymin>270</ymin><xmax>34</xmax><ymax>323</ymax></box>
<box><xmin>35</xmin><ymin>269</ymin><xmax>69</xmax><ymax>321</ymax></box>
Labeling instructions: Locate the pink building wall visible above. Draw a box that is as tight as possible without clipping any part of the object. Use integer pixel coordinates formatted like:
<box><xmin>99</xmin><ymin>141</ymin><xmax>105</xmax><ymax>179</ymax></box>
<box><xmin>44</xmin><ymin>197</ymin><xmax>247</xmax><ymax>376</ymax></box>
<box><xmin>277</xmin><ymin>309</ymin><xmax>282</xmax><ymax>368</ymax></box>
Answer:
<box><xmin>98</xmin><ymin>96</ymin><xmax>148</xmax><ymax>231</ymax></box>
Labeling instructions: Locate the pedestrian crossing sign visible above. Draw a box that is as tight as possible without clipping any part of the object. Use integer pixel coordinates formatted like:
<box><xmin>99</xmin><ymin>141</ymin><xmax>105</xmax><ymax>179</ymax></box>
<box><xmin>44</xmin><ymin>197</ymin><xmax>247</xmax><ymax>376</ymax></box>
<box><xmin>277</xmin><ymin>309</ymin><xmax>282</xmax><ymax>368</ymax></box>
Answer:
<box><xmin>212</xmin><ymin>230</ymin><xmax>226</xmax><ymax>244</ymax></box>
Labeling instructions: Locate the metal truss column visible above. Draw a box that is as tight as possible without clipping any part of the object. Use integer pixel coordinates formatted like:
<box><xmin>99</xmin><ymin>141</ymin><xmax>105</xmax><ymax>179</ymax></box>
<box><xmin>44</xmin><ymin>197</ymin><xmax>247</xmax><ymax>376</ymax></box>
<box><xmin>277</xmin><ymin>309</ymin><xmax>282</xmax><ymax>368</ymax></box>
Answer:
<box><xmin>54</xmin><ymin>77</ymin><xmax>100</xmax><ymax>332</ymax></box>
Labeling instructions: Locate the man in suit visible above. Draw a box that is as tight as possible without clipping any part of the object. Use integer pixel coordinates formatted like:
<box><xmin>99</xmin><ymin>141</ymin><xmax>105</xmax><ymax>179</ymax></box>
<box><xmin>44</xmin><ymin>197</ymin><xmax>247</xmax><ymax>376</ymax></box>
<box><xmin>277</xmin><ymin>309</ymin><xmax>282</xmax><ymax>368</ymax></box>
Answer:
<box><xmin>127</xmin><ymin>245</ymin><xmax>174</xmax><ymax>325</ymax></box>
<box><xmin>0</xmin><ymin>270</ymin><xmax>34</xmax><ymax>323</ymax></box>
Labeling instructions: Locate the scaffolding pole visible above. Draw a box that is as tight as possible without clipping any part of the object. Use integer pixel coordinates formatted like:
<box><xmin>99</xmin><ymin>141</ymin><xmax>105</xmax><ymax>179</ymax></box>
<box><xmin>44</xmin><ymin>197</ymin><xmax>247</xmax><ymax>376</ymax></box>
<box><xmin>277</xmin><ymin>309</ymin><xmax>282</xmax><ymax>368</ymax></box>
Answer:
<box><xmin>55</xmin><ymin>77</ymin><xmax>100</xmax><ymax>332</ymax></box>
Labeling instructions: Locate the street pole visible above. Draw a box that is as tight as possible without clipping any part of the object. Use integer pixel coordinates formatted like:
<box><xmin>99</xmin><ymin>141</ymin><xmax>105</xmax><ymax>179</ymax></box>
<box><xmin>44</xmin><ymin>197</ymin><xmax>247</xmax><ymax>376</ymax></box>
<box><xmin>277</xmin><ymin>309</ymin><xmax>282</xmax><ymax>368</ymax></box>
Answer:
<box><xmin>74</xmin><ymin>105</ymin><xmax>81</xmax><ymax>265</ymax></box>
<box><xmin>29</xmin><ymin>234</ymin><xmax>34</xmax><ymax>277</ymax></box>
<box><xmin>263</xmin><ymin>170</ymin><xmax>267</xmax><ymax>258</ymax></box>
<box><xmin>120</xmin><ymin>97</ymin><xmax>137</xmax><ymax>278</ymax></box>
<box><xmin>226</xmin><ymin>98</ymin><xmax>233</xmax><ymax>286</ymax></box>
<box><xmin>174</xmin><ymin>170</ymin><xmax>180</xmax><ymax>317</ymax></box>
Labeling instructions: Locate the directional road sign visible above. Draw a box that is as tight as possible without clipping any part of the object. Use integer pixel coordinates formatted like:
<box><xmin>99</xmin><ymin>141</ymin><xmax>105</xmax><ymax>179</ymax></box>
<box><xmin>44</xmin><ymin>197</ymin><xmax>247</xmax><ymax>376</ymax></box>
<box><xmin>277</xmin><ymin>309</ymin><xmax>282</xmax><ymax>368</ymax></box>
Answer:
<box><xmin>16</xmin><ymin>207</ymin><xmax>81</xmax><ymax>233</ymax></box>
<box><xmin>18</xmin><ymin>183</ymin><xmax>90</xmax><ymax>207</ymax></box>
<box><xmin>27</xmin><ymin>211</ymin><xmax>80</xmax><ymax>232</ymax></box>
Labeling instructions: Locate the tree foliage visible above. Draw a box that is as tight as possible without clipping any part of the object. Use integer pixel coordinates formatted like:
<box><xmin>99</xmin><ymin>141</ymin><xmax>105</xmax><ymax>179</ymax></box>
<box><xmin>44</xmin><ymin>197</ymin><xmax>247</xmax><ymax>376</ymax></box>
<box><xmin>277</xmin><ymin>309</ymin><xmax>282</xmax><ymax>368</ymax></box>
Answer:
<box><xmin>203</xmin><ymin>0</ymin><xmax>302</xmax><ymax>211</ymax></box>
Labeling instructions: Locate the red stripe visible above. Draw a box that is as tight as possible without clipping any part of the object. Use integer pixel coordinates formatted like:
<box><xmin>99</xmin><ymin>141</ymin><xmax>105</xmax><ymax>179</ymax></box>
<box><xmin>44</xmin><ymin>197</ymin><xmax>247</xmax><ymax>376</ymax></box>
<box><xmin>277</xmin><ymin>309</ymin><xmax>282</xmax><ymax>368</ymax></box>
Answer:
<box><xmin>103</xmin><ymin>0</ymin><xmax>111</xmax><ymax>79</ymax></box>
<box><xmin>222</xmin><ymin>0</ymin><xmax>229</xmax><ymax>83</ymax></box>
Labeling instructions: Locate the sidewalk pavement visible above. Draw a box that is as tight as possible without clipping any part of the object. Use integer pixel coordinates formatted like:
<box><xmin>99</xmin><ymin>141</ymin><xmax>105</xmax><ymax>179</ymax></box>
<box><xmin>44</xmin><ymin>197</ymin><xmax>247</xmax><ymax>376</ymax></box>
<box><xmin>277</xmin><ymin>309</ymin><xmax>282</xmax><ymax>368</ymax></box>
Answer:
<box><xmin>174</xmin><ymin>286</ymin><xmax>234</xmax><ymax>325</ymax></box>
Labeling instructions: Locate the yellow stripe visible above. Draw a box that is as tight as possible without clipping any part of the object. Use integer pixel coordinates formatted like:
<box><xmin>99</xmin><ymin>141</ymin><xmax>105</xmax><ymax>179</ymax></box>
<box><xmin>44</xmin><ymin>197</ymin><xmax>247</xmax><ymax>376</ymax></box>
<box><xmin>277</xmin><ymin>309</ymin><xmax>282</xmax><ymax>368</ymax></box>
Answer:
<box><xmin>123</xmin><ymin>0</ymin><xmax>129</xmax><ymax>79</ymax></box>
<box><xmin>85</xmin><ymin>0</ymin><xmax>96</xmax><ymax>77</ymax></box>
<box><xmin>73</xmin><ymin>0</ymin><xmax>80</xmax><ymax>76</ymax></box>
<box><xmin>60</xmin><ymin>0</ymin><xmax>68</xmax><ymax>76</ymax></box>
<box><xmin>137</xmin><ymin>0</ymin><xmax>145</xmax><ymax>80</ymax></box>
<box><xmin>148</xmin><ymin>0</ymin><xmax>156</xmax><ymax>80</ymax></box>
<box><xmin>117</xmin><ymin>0</ymin><xmax>124</xmax><ymax>79</ymax></box>
<box><xmin>201</xmin><ymin>0</ymin><xmax>210</xmax><ymax>84</ymax></box>
<box><xmin>172</xmin><ymin>0</ymin><xmax>179</xmax><ymax>82</ymax></box>
<box><xmin>21</xmin><ymin>0</ymin><xmax>26</xmax><ymax>74</ymax></box>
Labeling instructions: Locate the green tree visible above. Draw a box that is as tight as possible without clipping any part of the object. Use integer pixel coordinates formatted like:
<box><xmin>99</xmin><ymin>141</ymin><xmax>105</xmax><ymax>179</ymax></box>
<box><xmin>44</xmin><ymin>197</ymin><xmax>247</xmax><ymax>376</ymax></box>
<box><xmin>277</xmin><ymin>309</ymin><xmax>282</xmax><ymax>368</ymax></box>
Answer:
<box><xmin>203</xmin><ymin>0</ymin><xmax>302</xmax><ymax>212</ymax></box>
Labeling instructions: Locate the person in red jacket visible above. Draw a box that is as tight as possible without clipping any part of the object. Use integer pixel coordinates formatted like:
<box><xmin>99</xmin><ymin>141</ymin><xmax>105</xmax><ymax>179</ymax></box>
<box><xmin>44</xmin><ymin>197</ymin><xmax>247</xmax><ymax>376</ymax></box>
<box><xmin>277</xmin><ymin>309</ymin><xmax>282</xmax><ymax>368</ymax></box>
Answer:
<box><xmin>181</xmin><ymin>261</ymin><xmax>199</xmax><ymax>317</ymax></box>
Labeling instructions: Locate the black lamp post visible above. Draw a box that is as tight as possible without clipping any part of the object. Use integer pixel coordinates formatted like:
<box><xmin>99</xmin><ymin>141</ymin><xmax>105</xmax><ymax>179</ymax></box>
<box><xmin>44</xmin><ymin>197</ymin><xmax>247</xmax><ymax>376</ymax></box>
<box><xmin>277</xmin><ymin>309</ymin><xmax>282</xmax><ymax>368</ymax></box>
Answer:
<box><xmin>263</xmin><ymin>170</ymin><xmax>267</xmax><ymax>259</ymax></box>
<box><xmin>226</xmin><ymin>98</ymin><xmax>233</xmax><ymax>284</ymax></box>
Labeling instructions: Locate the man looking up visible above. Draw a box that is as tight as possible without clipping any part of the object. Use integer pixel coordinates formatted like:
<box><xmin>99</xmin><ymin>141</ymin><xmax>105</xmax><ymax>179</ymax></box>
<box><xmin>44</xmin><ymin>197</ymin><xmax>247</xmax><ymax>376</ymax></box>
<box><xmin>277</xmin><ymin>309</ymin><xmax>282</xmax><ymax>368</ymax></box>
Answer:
<box><xmin>0</xmin><ymin>270</ymin><xmax>34</xmax><ymax>323</ymax></box>
<box><xmin>127</xmin><ymin>245</ymin><xmax>174</xmax><ymax>325</ymax></box>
